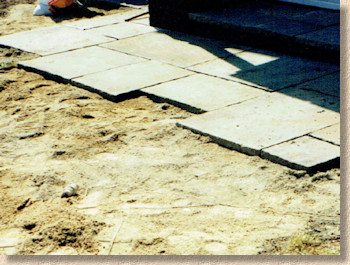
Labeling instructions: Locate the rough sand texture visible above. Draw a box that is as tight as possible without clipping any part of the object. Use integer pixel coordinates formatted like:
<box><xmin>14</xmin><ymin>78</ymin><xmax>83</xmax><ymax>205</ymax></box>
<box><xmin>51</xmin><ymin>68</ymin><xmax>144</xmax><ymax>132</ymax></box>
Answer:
<box><xmin>0</xmin><ymin>2</ymin><xmax>340</xmax><ymax>255</ymax></box>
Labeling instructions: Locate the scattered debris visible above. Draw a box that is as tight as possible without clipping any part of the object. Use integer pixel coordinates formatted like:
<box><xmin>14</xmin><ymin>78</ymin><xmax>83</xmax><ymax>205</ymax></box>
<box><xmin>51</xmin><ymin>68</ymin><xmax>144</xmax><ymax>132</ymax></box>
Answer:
<box><xmin>61</xmin><ymin>184</ymin><xmax>79</xmax><ymax>198</ymax></box>
<box><xmin>82</xmin><ymin>114</ymin><xmax>95</xmax><ymax>119</ymax></box>
<box><xmin>287</xmin><ymin>169</ymin><xmax>308</xmax><ymax>179</ymax></box>
<box><xmin>17</xmin><ymin>198</ymin><xmax>31</xmax><ymax>211</ymax></box>
<box><xmin>161</xmin><ymin>104</ymin><xmax>170</xmax><ymax>110</ymax></box>
<box><xmin>23</xmin><ymin>223</ymin><xmax>36</xmax><ymax>230</ymax></box>
<box><xmin>19</xmin><ymin>132</ymin><xmax>44</xmax><ymax>140</ymax></box>
<box><xmin>53</xmin><ymin>150</ymin><xmax>66</xmax><ymax>156</ymax></box>
<box><xmin>311</xmin><ymin>172</ymin><xmax>333</xmax><ymax>182</ymax></box>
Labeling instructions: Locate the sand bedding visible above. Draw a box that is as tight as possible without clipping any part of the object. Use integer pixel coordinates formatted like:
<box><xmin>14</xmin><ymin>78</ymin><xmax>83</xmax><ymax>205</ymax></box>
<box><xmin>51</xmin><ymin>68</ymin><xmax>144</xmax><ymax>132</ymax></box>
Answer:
<box><xmin>0</xmin><ymin>2</ymin><xmax>340</xmax><ymax>255</ymax></box>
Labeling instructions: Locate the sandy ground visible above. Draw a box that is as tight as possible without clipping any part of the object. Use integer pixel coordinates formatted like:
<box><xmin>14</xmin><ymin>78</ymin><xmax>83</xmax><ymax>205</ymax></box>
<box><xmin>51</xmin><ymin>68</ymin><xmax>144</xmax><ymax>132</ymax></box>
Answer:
<box><xmin>0</xmin><ymin>2</ymin><xmax>341</xmax><ymax>255</ymax></box>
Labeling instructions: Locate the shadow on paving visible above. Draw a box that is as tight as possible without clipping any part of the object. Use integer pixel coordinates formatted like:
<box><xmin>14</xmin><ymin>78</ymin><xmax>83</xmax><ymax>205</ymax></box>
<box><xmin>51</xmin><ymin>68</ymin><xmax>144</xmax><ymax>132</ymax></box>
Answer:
<box><xmin>157</xmin><ymin>29</ymin><xmax>339</xmax><ymax>113</ymax></box>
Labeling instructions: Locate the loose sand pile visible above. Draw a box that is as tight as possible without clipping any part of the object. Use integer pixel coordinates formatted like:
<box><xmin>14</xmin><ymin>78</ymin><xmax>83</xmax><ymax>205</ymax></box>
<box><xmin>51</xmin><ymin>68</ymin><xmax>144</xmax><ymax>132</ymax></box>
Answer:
<box><xmin>0</xmin><ymin>2</ymin><xmax>340</xmax><ymax>255</ymax></box>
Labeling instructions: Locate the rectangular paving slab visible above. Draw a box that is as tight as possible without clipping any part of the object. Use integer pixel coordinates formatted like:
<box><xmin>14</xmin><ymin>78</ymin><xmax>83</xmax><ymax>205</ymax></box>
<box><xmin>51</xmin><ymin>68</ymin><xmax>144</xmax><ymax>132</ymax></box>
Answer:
<box><xmin>289</xmin><ymin>9</ymin><xmax>340</xmax><ymax>27</ymax></box>
<box><xmin>131</xmin><ymin>17</ymin><xmax>150</xmax><ymax>26</ymax></box>
<box><xmin>296</xmin><ymin>25</ymin><xmax>340</xmax><ymax>50</ymax></box>
<box><xmin>189</xmin><ymin>49</ymin><xmax>339</xmax><ymax>91</ymax></box>
<box><xmin>143</xmin><ymin>74</ymin><xmax>267</xmax><ymax>113</ymax></box>
<box><xmin>178</xmin><ymin>91</ymin><xmax>339</xmax><ymax>156</ymax></box>
<box><xmin>100</xmin><ymin>31</ymin><xmax>247</xmax><ymax>68</ymax></box>
<box><xmin>281</xmin><ymin>86</ymin><xmax>340</xmax><ymax>113</ymax></box>
<box><xmin>87</xmin><ymin>22</ymin><xmax>157</xmax><ymax>40</ymax></box>
<box><xmin>261</xmin><ymin>136</ymin><xmax>340</xmax><ymax>171</ymax></box>
<box><xmin>18</xmin><ymin>46</ymin><xmax>145</xmax><ymax>82</ymax></box>
<box><xmin>63</xmin><ymin>8</ymin><xmax>148</xmax><ymax>30</ymax></box>
<box><xmin>189</xmin><ymin>1</ymin><xmax>315</xmax><ymax>28</ymax></box>
<box><xmin>0</xmin><ymin>26</ymin><xmax>112</xmax><ymax>56</ymax></box>
<box><xmin>310</xmin><ymin>124</ymin><xmax>340</xmax><ymax>146</ymax></box>
<box><xmin>188</xmin><ymin>50</ymin><xmax>279</xmax><ymax>80</ymax></box>
<box><xmin>255</xmin><ymin>19</ymin><xmax>321</xmax><ymax>37</ymax></box>
<box><xmin>294</xmin><ymin>72</ymin><xmax>340</xmax><ymax>98</ymax></box>
<box><xmin>72</xmin><ymin>61</ymin><xmax>192</xmax><ymax>100</ymax></box>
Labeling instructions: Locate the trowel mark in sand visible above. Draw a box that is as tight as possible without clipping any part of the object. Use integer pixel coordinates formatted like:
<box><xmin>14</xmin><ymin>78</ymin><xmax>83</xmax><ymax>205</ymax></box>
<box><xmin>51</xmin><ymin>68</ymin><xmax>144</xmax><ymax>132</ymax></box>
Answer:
<box><xmin>78</xmin><ymin>190</ymin><xmax>103</xmax><ymax>209</ymax></box>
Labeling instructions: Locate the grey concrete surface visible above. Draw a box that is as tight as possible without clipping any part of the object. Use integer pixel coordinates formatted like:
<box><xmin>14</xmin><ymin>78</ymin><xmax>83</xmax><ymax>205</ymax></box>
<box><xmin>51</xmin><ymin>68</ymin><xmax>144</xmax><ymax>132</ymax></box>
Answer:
<box><xmin>100</xmin><ymin>32</ymin><xmax>247</xmax><ymax>68</ymax></box>
<box><xmin>0</xmin><ymin>26</ymin><xmax>112</xmax><ymax>56</ymax></box>
<box><xmin>296</xmin><ymin>25</ymin><xmax>340</xmax><ymax>49</ymax></box>
<box><xmin>143</xmin><ymin>74</ymin><xmax>267</xmax><ymax>113</ymax></box>
<box><xmin>18</xmin><ymin>46</ymin><xmax>145</xmax><ymax>81</ymax></box>
<box><xmin>178</xmin><ymin>92</ymin><xmax>339</xmax><ymax>156</ymax></box>
<box><xmin>72</xmin><ymin>61</ymin><xmax>192</xmax><ymax>98</ymax></box>
<box><xmin>261</xmin><ymin>136</ymin><xmax>340</xmax><ymax>170</ymax></box>
<box><xmin>87</xmin><ymin>22</ymin><xmax>157</xmax><ymax>39</ymax></box>
<box><xmin>189</xmin><ymin>50</ymin><xmax>339</xmax><ymax>91</ymax></box>
<box><xmin>310</xmin><ymin>124</ymin><xmax>340</xmax><ymax>146</ymax></box>
<box><xmin>294</xmin><ymin>72</ymin><xmax>340</xmax><ymax>98</ymax></box>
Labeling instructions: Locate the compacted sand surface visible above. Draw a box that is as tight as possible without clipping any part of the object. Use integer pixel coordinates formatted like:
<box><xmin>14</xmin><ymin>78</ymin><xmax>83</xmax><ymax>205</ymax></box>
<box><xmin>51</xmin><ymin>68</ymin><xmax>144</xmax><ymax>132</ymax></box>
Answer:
<box><xmin>0</xmin><ymin>2</ymin><xmax>340</xmax><ymax>255</ymax></box>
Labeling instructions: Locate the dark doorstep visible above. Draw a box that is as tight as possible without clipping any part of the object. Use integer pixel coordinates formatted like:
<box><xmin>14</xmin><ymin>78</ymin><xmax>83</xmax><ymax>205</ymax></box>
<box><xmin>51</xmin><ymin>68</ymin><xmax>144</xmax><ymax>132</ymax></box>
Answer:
<box><xmin>149</xmin><ymin>0</ymin><xmax>340</xmax><ymax>64</ymax></box>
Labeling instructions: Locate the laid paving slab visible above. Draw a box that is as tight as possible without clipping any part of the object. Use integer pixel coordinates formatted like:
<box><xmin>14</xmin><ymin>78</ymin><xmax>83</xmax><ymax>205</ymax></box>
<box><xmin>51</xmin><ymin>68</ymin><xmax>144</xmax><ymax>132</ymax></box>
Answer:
<box><xmin>143</xmin><ymin>74</ymin><xmax>267</xmax><ymax>113</ymax></box>
<box><xmin>87</xmin><ymin>22</ymin><xmax>157</xmax><ymax>39</ymax></box>
<box><xmin>188</xmin><ymin>50</ymin><xmax>279</xmax><ymax>79</ymax></box>
<box><xmin>310</xmin><ymin>124</ymin><xmax>340</xmax><ymax>146</ymax></box>
<box><xmin>189</xmin><ymin>1</ymin><xmax>315</xmax><ymax>29</ymax></box>
<box><xmin>100</xmin><ymin>31</ymin><xmax>247</xmax><ymax>68</ymax></box>
<box><xmin>178</xmin><ymin>92</ymin><xmax>339</xmax><ymax>156</ymax></box>
<box><xmin>255</xmin><ymin>19</ymin><xmax>321</xmax><ymax>37</ymax></box>
<box><xmin>189</xmin><ymin>50</ymin><xmax>339</xmax><ymax>91</ymax></box>
<box><xmin>131</xmin><ymin>17</ymin><xmax>150</xmax><ymax>26</ymax></box>
<box><xmin>190</xmin><ymin>6</ymin><xmax>277</xmax><ymax>28</ymax></box>
<box><xmin>294</xmin><ymin>72</ymin><xmax>340</xmax><ymax>98</ymax></box>
<box><xmin>18</xmin><ymin>46</ymin><xmax>145</xmax><ymax>82</ymax></box>
<box><xmin>0</xmin><ymin>26</ymin><xmax>112</xmax><ymax>56</ymax></box>
<box><xmin>72</xmin><ymin>61</ymin><xmax>192</xmax><ymax>100</ymax></box>
<box><xmin>281</xmin><ymin>86</ymin><xmax>340</xmax><ymax>113</ymax></box>
<box><xmin>261</xmin><ymin>136</ymin><xmax>340</xmax><ymax>171</ymax></box>
<box><xmin>296</xmin><ymin>25</ymin><xmax>340</xmax><ymax>49</ymax></box>
<box><xmin>131</xmin><ymin>14</ymin><xmax>150</xmax><ymax>26</ymax></box>
<box><xmin>290</xmin><ymin>10</ymin><xmax>340</xmax><ymax>27</ymax></box>
<box><xmin>63</xmin><ymin>8</ymin><xmax>148</xmax><ymax>30</ymax></box>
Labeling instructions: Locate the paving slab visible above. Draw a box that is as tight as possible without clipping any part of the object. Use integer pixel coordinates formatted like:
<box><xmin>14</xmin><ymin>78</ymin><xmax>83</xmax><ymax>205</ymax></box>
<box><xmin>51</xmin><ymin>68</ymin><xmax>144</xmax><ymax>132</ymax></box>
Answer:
<box><xmin>189</xmin><ymin>50</ymin><xmax>339</xmax><ymax>91</ymax></box>
<box><xmin>18</xmin><ymin>46</ymin><xmax>145</xmax><ymax>81</ymax></box>
<box><xmin>188</xmin><ymin>50</ymin><xmax>279</xmax><ymax>79</ymax></box>
<box><xmin>178</xmin><ymin>92</ymin><xmax>339</xmax><ymax>156</ymax></box>
<box><xmin>281</xmin><ymin>86</ymin><xmax>340</xmax><ymax>113</ymax></box>
<box><xmin>0</xmin><ymin>26</ymin><xmax>112</xmax><ymax>56</ymax></box>
<box><xmin>143</xmin><ymin>74</ymin><xmax>267</xmax><ymax>113</ymax></box>
<box><xmin>87</xmin><ymin>22</ymin><xmax>157</xmax><ymax>39</ymax></box>
<box><xmin>72</xmin><ymin>61</ymin><xmax>192</xmax><ymax>99</ymax></box>
<box><xmin>131</xmin><ymin>17</ymin><xmax>150</xmax><ymax>26</ymax></box>
<box><xmin>289</xmin><ymin>10</ymin><xmax>340</xmax><ymax>27</ymax></box>
<box><xmin>294</xmin><ymin>72</ymin><xmax>340</xmax><ymax>98</ymax></box>
<box><xmin>310</xmin><ymin>124</ymin><xmax>340</xmax><ymax>146</ymax></box>
<box><xmin>255</xmin><ymin>19</ymin><xmax>321</xmax><ymax>37</ymax></box>
<box><xmin>296</xmin><ymin>25</ymin><xmax>340</xmax><ymax>49</ymax></box>
<box><xmin>261</xmin><ymin>136</ymin><xmax>340</xmax><ymax>171</ymax></box>
<box><xmin>100</xmin><ymin>31</ymin><xmax>247</xmax><ymax>68</ymax></box>
<box><xmin>190</xmin><ymin>6</ymin><xmax>278</xmax><ymax>28</ymax></box>
<box><xmin>63</xmin><ymin>8</ymin><xmax>148</xmax><ymax>30</ymax></box>
<box><xmin>189</xmin><ymin>1</ymin><xmax>314</xmax><ymax>28</ymax></box>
